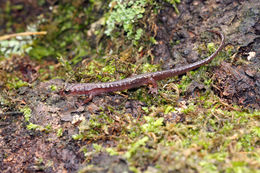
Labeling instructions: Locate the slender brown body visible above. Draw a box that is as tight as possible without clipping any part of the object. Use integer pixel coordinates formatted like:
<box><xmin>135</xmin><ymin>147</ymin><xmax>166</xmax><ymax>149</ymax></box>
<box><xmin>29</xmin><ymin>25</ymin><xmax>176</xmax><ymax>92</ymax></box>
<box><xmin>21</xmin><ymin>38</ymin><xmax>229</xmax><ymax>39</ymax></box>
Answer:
<box><xmin>64</xmin><ymin>30</ymin><xmax>225</xmax><ymax>104</ymax></box>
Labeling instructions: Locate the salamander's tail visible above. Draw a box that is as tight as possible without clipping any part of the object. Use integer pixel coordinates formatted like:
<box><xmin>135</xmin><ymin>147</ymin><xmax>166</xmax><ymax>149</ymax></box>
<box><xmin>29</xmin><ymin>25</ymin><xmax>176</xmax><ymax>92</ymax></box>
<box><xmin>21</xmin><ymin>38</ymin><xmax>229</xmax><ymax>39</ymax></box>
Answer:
<box><xmin>207</xmin><ymin>30</ymin><xmax>225</xmax><ymax>53</ymax></box>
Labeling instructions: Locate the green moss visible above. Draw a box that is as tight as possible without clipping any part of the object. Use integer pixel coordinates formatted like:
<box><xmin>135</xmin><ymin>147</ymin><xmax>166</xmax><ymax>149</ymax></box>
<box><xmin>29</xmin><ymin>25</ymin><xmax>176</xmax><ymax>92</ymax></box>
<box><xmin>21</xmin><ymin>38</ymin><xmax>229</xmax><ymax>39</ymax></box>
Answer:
<box><xmin>26</xmin><ymin>123</ymin><xmax>52</xmax><ymax>132</ymax></box>
<box><xmin>141</xmin><ymin>116</ymin><xmax>164</xmax><ymax>133</ymax></box>
<box><xmin>57</xmin><ymin>56</ymin><xmax>73</xmax><ymax>74</ymax></box>
<box><xmin>238</xmin><ymin>134</ymin><xmax>255</xmax><ymax>151</ymax></box>
<box><xmin>177</xmin><ymin>75</ymin><xmax>193</xmax><ymax>93</ymax></box>
<box><xmin>105</xmin><ymin>0</ymin><xmax>180</xmax><ymax>44</ymax></box>
<box><xmin>227</xmin><ymin>161</ymin><xmax>252</xmax><ymax>173</ymax></box>
<box><xmin>181</xmin><ymin>103</ymin><xmax>196</xmax><ymax>114</ymax></box>
<box><xmin>251</xmin><ymin>126</ymin><xmax>260</xmax><ymax>137</ymax></box>
<box><xmin>72</xmin><ymin>133</ymin><xmax>84</xmax><ymax>140</ymax></box>
<box><xmin>75</xmin><ymin>101</ymin><xmax>259</xmax><ymax>172</ymax></box>
<box><xmin>124</xmin><ymin>136</ymin><xmax>149</xmax><ymax>159</ymax></box>
<box><xmin>26</xmin><ymin>1</ymin><xmax>105</xmax><ymax>61</ymax></box>
<box><xmin>20</xmin><ymin>106</ymin><xmax>32</xmax><ymax>122</ymax></box>
<box><xmin>199</xmin><ymin>161</ymin><xmax>218</xmax><ymax>173</ymax></box>
<box><xmin>19</xmin><ymin>106</ymin><xmax>52</xmax><ymax>132</ymax></box>
<box><xmin>105</xmin><ymin>0</ymin><xmax>147</xmax><ymax>40</ymax></box>
<box><xmin>164</xmin><ymin>0</ymin><xmax>181</xmax><ymax>14</ymax></box>
<box><xmin>49</xmin><ymin>85</ymin><xmax>57</xmax><ymax>91</ymax></box>
<box><xmin>7</xmin><ymin>77</ymin><xmax>29</xmax><ymax>89</ymax></box>
<box><xmin>27</xmin><ymin>122</ymin><xmax>41</xmax><ymax>130</ymax></box>
<box><xmin>93</xmin><ymin>143</ymin><xmax>103</xmax><ymax>152</ymax></box>
<box><xmin>101</xmin><ymin>59</ymin><xmax>116</xmax><ymax>75</ymax></box>
<box><xmin>207</xmin><ymin>42</ymin><xmax>216</xmax><ymax>53</ymax></box>
<box><xmin>106</xmin><ymin>147</ymin><xmax>119</xmax><ymax>156</ymax></box>
<box><xmin>56</xmin><ymin>128</ymin><xmax>63</xmax><ymax>137</ymax></box>
<box><xmin>142</xmin><ymin>106</ymin><xmax>149</xmax><ymax>114</ymax></box>
<box><xmin>140</xmin><ymin>63</ymin><xmax>159</xmax><ymax>73</ymax></box>
<box><xmin>28</xmin><ymin>46</ymin><xmax>54</xmax><ymax>60</ymax></box>
<box><xmin>164</xmin><ymin>105</ymin><xmax>174</xmax><ymax>114</ymax></box>
<box><xmin>78</xmin><ymin>60</ymin><xmax>102</xmax><ymax>77</ymax></box>
<box><xmin>72</xmin><ymin>113</ymin><xmax>114</xmax><ymax>140</ymax></box>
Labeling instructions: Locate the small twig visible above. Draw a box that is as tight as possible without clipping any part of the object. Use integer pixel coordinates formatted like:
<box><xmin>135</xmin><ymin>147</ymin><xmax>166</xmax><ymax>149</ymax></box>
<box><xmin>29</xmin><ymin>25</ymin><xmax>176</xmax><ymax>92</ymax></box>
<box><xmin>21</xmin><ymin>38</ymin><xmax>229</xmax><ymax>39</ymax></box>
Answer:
<box><xmin>0</xmin><ymin>31</ymin><xmax>47</xmax><ymax>41</ymax></box>
<box><xmin>0</xmin><ymin>111</ymin><xmax>23</xmax><ymax>116</ymax></box>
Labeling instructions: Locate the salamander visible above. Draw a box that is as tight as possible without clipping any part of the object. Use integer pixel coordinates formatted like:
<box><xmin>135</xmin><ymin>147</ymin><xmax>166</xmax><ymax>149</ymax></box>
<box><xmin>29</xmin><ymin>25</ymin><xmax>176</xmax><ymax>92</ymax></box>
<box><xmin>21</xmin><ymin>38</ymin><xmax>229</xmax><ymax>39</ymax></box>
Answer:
<box><xmin>62</xmin><ymin>30</ymin><xmax>225</xmax><ymax>104</ymax></box>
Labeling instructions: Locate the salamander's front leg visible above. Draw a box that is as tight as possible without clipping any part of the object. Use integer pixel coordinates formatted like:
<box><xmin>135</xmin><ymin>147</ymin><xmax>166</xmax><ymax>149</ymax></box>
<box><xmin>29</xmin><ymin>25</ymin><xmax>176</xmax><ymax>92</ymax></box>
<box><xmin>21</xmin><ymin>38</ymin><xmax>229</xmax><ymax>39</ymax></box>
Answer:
<box><xmin>77</xmin><ymin>94</ymin><xmax>93</xmax><ymax>107</ymax></box>
<box><xmin>82</xmin><ymin>94</ymin><xmax>93</xmax><ymax>105</ymax></box>
<box><xmin>147</xmin><ymin>77</ymin><xmax>158</xmax><ymax>94</ymax></box>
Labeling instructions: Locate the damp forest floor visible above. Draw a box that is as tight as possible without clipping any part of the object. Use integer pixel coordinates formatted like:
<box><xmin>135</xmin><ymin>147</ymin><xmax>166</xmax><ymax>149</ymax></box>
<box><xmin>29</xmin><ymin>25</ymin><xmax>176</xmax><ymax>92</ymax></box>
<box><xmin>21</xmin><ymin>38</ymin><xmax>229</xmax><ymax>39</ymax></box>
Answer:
<box><xmin>0</xmin><ymin>0</ymin><xmax>259</xmax><ymax>173</ymax></box>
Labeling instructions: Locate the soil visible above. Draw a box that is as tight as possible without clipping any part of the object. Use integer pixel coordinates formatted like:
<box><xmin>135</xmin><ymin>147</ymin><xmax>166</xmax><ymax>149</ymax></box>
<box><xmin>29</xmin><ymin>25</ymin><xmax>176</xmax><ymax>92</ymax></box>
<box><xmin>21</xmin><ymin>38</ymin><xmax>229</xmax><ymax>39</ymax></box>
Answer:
<box><xmin>0</xmin><ymin>0</ymin><xmax>259</xmax><ymax>172</ymax></box>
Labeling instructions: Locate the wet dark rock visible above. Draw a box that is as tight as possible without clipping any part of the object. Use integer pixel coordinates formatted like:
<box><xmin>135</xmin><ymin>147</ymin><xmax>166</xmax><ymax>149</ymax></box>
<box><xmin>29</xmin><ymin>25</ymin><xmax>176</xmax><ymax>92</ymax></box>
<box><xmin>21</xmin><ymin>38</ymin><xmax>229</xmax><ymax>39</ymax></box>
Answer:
<box><xmin>213</xmin><ymin>62</ymin><xmax>260</xmax><ymax>109</ymax></box>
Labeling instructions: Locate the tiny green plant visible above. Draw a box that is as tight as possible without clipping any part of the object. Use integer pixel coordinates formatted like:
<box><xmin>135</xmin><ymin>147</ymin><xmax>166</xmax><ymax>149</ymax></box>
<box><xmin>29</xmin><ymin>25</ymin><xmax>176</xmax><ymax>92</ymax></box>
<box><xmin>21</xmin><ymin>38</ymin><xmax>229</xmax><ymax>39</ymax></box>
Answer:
<box><xmin>57</xmin><ymin>128</ymin><xmax>63</xmax><ymax>137</ymax></box>
<box><xmin>105</xmin><ymin>0</ymin><xmax>181</xmax><ymax>42</ymax></box>
<box><xmin>164</xmin><ymin>0</ymin><xmax>181</xmax><ymax>14</ymax></box>
<box><xmin>105</xmin><ymin>0</ymin><xmax>146</xmax><ymax>40</ymax></box>
<box><xmin>20</xmin><ymin>106</ymin><xmax>32</xmax><ymax>122</ymax></box>
<box><xmin>124</xmin><ymin>136</ymin><xmax>149</xmax><ymax>159</ymax></box>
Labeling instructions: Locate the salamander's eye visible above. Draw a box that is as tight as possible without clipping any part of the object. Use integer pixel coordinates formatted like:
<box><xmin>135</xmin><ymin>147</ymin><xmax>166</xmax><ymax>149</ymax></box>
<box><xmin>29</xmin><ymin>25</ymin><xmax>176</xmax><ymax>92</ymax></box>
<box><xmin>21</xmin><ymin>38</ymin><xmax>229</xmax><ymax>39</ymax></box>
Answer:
<box><xmin>59</xmin><ymin>89</ymin><xmax>70</xmax><ymax>96</ymax></box>
<box><xmin>64</xmin><ymin>90</ymin><xmax>70</xmax><ymax>95</ymax></box>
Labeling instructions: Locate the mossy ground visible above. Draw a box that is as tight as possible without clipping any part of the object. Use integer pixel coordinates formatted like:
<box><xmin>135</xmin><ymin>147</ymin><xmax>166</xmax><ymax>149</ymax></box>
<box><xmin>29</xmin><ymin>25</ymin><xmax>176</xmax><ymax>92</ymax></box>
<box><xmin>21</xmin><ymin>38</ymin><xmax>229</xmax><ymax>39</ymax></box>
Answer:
<box><xmin>0</xmin><ymin>0</ymin><xmax>259</xmax><ymax>172</ymax></box>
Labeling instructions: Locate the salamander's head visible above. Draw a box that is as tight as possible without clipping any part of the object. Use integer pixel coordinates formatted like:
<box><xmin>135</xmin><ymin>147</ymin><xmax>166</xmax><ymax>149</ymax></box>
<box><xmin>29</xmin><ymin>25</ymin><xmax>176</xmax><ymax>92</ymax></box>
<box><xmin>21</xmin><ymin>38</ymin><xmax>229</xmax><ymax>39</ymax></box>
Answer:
<box><xmin>59</xmin><ymin>83</ymin><xmax>72</xmax><ymax>96</ymax></box>
<box><xmin>60</xmin><ymin>89</ymin><xmax>71</xmax><ymax>96</ymax></box>
<box><xmin>60</xmin><ymin>83</ymin><xmax>95</xmax><ymax>96</ymax></box>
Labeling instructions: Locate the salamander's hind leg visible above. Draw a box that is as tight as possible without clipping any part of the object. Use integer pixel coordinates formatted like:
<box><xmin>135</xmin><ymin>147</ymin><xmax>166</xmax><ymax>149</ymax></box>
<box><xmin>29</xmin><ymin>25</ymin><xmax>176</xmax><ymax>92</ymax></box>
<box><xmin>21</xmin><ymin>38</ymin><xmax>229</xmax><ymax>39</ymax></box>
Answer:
<box><xmin>147</xmin><ymin>77</ymin><xmax>158</xmax><ymax>94</ymax></box>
